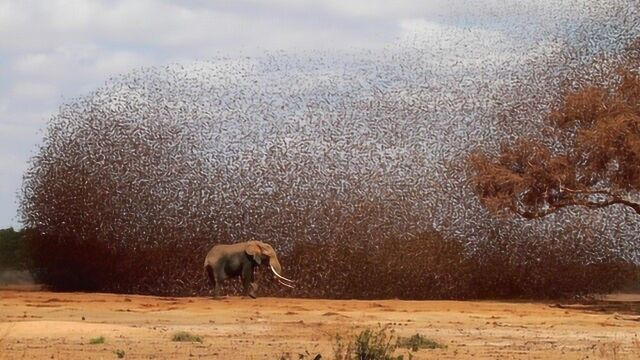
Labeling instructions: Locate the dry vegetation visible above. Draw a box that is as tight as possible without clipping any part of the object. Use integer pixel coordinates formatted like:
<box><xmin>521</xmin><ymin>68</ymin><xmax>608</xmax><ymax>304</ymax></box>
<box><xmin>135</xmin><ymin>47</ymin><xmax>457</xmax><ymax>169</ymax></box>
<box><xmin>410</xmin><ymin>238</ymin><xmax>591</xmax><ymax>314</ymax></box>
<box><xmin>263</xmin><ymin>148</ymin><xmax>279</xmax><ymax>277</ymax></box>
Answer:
<box><xmin>471</xmin><ymin>42</ymin><xmax>640</xmax><ymax>219</ymax></box>
<box><xmin>18</xmin><ymin>1</ymin><xmax>640</xmax><ymax>299</ymax></box>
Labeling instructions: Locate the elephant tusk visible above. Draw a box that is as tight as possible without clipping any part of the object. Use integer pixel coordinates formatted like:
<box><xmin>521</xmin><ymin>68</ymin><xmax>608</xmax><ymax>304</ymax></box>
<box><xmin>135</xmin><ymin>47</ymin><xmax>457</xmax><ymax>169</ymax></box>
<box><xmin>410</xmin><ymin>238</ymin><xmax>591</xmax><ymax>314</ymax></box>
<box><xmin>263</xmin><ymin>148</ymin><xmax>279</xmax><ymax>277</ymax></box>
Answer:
<box><xmin>278</xmin><ymin>279</ymin><xmax>295</xmax><ymax>288</ymax></box>
<box><xmin>270</xmin><ymin>265</ymin><xmax>295</xmax><ymax>283</ymax></box>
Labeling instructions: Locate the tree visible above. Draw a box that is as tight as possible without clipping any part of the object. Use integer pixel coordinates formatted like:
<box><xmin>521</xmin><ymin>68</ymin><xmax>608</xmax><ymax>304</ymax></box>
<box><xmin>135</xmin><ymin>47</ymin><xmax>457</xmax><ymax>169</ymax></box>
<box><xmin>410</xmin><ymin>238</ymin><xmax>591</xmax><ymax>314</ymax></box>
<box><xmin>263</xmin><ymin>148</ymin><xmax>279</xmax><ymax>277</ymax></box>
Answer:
<box><xmin>0</xmin><ymin>227</ymin><xmax>27</xmax><ymax>270</ymax></box>
<box><xmin>471</xmin><ymin>41</ymin><xmax>640</xmax><ymax>219</ymax></box>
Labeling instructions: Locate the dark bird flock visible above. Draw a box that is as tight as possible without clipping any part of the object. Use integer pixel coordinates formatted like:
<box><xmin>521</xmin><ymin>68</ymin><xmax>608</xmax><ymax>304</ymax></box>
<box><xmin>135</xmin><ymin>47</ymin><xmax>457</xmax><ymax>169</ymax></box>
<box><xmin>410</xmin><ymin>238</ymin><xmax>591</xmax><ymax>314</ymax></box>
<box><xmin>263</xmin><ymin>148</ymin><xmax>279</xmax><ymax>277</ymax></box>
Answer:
<box><xmin>20</xmin><ymin>1</ymin><xmax>640</xmax><ymax>297</ymax></box>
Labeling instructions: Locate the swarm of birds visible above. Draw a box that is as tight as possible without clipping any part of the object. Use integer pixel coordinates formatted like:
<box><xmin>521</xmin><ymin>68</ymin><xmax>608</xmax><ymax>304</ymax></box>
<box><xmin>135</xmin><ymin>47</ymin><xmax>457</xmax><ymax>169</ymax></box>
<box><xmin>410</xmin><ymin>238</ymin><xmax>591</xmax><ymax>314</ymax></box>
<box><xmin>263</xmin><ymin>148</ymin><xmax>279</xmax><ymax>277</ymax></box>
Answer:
<box><xmin>20</xmin><ymin>1</ymin><xmax>640</xmax><ymax>297</ymax></box>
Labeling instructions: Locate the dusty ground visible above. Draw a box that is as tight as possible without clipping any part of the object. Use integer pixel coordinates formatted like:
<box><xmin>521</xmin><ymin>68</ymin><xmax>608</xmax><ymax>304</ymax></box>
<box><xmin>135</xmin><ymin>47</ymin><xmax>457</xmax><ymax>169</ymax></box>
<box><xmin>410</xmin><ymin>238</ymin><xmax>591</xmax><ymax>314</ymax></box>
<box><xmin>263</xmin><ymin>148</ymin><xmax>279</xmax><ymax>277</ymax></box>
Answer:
<box><xmin>1</xmin><ymin>288</ymin><xmax>639</xmax><ymax>359</ymax></box>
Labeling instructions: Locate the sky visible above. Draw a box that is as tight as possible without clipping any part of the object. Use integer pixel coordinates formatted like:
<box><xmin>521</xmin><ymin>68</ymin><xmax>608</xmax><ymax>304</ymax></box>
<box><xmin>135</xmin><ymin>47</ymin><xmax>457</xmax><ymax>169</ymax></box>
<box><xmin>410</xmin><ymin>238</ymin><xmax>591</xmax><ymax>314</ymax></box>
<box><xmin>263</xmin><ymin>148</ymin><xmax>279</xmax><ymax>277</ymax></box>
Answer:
<box><xmin>0</xmin><ymin>0</ymin><xmax>589</xmax><ymax>228</ymax></box>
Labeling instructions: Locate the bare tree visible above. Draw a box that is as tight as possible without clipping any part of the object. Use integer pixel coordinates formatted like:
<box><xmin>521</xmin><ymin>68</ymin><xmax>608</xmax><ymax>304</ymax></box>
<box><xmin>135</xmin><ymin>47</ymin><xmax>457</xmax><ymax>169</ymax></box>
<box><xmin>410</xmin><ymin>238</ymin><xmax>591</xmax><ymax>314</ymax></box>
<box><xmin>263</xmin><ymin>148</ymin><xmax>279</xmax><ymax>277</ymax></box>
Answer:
<box><xmin>471</xmin><ymin>40</ymin><xmax>640</xmax><ymax>219</ymax></box>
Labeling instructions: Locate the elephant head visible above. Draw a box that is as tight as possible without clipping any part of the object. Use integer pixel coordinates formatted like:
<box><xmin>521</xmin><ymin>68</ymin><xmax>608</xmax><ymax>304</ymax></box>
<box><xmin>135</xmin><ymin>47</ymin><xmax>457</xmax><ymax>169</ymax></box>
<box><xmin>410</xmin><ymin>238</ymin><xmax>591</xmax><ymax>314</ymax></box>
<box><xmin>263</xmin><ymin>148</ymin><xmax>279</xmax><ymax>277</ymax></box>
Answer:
<box><xmin>245</xmin><ymin>240</ymin><xmax>294</xmax><ymax>287</ymax></box>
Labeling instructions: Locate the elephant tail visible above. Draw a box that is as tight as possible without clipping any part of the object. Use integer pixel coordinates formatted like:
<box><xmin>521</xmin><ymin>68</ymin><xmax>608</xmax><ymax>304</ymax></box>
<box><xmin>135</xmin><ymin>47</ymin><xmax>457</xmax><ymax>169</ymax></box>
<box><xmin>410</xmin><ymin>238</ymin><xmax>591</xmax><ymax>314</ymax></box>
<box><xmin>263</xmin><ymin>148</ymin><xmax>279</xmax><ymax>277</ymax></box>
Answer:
<box><xmin>204</xmin><ymin>264</ymin><xmax>215</xmax><ymax>287</ymax></box>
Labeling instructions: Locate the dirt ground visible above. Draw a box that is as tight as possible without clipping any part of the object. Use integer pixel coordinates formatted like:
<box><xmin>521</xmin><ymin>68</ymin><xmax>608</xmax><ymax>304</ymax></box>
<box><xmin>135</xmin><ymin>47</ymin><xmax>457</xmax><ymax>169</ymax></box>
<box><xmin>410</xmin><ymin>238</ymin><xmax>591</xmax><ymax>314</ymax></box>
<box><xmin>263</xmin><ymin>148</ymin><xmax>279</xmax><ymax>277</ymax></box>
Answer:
<box><xmin>1</xmin><ymin>288</ymin><xmax>639</xmax><ymax>359</ymax></box>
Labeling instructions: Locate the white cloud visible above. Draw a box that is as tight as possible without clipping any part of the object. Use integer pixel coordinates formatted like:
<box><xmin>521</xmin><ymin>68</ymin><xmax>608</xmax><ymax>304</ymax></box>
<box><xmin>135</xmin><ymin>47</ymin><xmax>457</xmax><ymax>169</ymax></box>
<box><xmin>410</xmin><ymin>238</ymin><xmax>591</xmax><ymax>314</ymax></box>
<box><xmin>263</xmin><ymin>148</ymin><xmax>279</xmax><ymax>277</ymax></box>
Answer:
<box><xmin>1</xmin><ymin>0</ymin><xmax>393</xmax><ymax>53</ymax></box>
<box><xmin>0</xmin><ymin>153</ymin><xmax>26</xmax><ymax>178</ymax></box>
<box><xmin>9</xmin><ymin>82</ymin><xmax>58</xmax><ymax>102</ymax></box>
<box><xmin>320</xmin><ymin>0</ymin><xmax>451</xmax><ymax>18</ymax></box>
<box><xmin>11</xmin><ymin>45</ymin><xmax>153</xmax><ymax>84</ymax></box>
<box><xmin>87</xmin><ymin>51</ymin><xmax>154</xmax><ymax>78</ymax></box>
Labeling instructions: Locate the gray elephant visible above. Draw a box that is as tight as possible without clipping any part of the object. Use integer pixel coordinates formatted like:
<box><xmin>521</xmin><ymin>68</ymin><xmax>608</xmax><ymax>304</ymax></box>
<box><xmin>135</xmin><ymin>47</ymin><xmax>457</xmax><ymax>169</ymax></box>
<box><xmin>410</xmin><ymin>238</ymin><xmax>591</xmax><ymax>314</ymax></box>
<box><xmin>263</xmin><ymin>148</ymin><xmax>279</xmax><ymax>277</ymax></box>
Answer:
<box><xmin>203</xmin><ymin>240</ymin><xmax>294</xmax><ymax>298</ymax></box>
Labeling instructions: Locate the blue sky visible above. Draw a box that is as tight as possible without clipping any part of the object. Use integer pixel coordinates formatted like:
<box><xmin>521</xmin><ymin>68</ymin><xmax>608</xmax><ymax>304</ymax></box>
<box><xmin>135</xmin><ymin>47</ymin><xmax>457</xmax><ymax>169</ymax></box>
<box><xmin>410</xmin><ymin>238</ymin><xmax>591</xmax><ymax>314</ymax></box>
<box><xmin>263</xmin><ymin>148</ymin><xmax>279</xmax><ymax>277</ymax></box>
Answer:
<box><xmin>0</xmin><ymin>0</ymin><xmax>590</xmax><ymax>228</ymax></box>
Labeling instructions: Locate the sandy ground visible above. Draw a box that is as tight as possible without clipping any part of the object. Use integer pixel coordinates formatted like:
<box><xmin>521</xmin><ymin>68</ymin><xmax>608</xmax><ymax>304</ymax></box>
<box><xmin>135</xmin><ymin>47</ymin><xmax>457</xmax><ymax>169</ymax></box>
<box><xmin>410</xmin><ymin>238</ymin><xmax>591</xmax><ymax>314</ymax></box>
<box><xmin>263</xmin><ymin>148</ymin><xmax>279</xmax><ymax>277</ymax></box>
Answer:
<box><xmin>1</xmin><ymin>288</ymin><xmax>639</xmax><ymax>359</ymax></box>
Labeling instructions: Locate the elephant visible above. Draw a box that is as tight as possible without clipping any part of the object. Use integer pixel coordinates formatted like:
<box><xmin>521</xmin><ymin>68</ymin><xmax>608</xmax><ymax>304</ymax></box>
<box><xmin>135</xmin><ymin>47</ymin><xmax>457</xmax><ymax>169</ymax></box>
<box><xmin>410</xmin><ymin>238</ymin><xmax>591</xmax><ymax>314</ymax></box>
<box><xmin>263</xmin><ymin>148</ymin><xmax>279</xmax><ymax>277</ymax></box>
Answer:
<box><xmin>203</xmin><ymin>240</ymin><xmax>294</xmax><ymax>298</ymax></box>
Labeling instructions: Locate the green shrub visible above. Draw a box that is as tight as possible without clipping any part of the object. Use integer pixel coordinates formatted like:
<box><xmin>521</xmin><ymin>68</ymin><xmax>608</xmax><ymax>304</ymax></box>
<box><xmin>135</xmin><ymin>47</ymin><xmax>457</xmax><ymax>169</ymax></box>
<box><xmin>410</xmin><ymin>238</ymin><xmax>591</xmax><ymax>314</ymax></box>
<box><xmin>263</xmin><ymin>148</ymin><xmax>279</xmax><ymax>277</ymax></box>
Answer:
<box><xmin>277</xmin><ymin>352</ymin><xmax>321</xmax><ymax>360</ymax></box>
<box><xmin>171</xmin><ymin>331</ymin><xmax>203</xmax><ymax>343</ymax></box>
<box><xmin>333</xmin><ymin>325</ymin><xmax>406</xmax><ymax>360</ymax></box>
<box><xmin>397</xmin><ymin>334</ymin><xmax>446</xmax><ymax>351</ymax></box>
<box><xmin>89</xmin><ymin>336</ymin><xmax>105</xmax><ymax>344</ymax></box>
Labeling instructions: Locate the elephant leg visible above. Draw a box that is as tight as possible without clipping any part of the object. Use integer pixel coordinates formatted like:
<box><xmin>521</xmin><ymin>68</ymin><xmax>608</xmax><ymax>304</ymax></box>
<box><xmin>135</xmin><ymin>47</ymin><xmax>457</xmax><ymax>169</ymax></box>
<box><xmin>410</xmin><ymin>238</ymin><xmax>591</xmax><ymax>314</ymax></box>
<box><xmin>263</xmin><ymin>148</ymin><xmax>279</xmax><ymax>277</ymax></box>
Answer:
<box><xmin>241</xmin><ymin>263</ymin><xmax>257</xmax><ymax>298</ymax></box>
<box><xmin>213</xmin><ymin>268</ymin><xmax>227</xmax><ymax>298</ymax></box>
<box><xmin>213</xmin><ymin>279</ymin><xmax>222</xmax><ymax>298</ymax></box>
<box><xmin>205</xmin><ymin>265</ymin><xmax>219</xmax><ymax>297</ymax></box>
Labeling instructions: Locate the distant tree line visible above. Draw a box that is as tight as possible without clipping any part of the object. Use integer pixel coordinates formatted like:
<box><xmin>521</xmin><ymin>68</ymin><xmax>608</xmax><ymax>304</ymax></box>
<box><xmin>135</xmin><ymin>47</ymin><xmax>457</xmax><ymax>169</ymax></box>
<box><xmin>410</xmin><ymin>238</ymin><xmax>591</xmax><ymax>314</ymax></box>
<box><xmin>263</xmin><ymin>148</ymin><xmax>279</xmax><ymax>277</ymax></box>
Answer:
<box><xmin>0</xmin><ymin>228</ymin><xmax>28</xmax><ymax>271</ymax></box>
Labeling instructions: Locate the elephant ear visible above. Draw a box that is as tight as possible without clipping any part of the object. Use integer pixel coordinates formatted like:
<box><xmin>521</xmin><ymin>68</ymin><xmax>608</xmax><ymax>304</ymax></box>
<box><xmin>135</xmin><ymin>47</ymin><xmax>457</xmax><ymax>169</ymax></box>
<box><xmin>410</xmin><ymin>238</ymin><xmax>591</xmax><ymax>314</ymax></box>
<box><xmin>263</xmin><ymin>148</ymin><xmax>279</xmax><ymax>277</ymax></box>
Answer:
<box><xmin>257</xmin><ymin>241</ymin><xmax>276</xmax><ymax>257</ymax></box>
<box><xmin>245</xmin><ymin>242</ymin><xmax>263</xmax><ymax>264</ymax></box>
